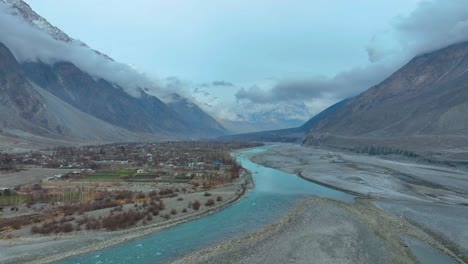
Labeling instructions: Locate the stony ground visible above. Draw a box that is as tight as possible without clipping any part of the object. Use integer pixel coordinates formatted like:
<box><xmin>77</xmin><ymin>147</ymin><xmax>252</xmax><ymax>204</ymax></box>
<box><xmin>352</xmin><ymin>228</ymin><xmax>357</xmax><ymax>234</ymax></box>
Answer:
<box><xmin>174</xmin><ymin>198</ymin><xmax>402</xmax><ymax>264</ymax></box>
<box><xmin>0</xmin><ymin>167</ymin><xmax>74</xmax><ymax>188</ymax></box>
<box><xmin>174</xmin><ymin>145</ymin><xmax>468</xmax><ymax>264</ymax></box>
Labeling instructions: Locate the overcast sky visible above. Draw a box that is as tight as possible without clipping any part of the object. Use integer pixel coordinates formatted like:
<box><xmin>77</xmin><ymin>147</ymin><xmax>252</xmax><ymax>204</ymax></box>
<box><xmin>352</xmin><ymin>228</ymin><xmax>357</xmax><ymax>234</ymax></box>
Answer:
<box><xmin>23</xmin><ymin>0</ymin><xmax>468</xmax><ymax>125</ymax></box>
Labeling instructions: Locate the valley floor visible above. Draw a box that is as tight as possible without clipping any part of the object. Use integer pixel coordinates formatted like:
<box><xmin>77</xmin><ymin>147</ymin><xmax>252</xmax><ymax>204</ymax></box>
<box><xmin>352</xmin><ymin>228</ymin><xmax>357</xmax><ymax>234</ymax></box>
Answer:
<box><xmin>0</xmin><ymin>172</ymin><xmax>252</xmax><ymax>264</ymax></box>
<box><xmin>175</xmin><ymin>144</ymin><xmax>468</xmax><ymax>264</ymax></box>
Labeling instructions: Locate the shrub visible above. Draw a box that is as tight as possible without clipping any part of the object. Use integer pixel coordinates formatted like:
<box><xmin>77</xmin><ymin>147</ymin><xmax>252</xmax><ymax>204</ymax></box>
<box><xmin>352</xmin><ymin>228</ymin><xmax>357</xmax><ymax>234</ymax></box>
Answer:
<box><xmin>31</xmin><ymin>220</ymin><xmax>74</xmax><ymax>234</ymax></box>
<box><xmin>76</xmin><ymin>217</ymin><xmax>88</xmax><ymax>226</ymax></box>
<box><xmin>216</xmin><ymin>196</ymin><xmax>223</xmax><ymax>202</ymax></box>
<box><xmin>115</xmin><ymin>190</ymin><xmax>133</xmax><ymax>200</ymax></box>
<box><xmin>170</xmin><ymin>209</ymin><xmax>177</xmax><ymax>215</ymax></box>
<box><xmin>159</xmin><ymin>189</ymin><xmax>174</xmax><ymax>196</ymax></box>
<box><xmin>182</xmin><ymin>208</ymin><xmax>187</xmax><ymax>213</ymax></box>
<box><xmin>59</xmin><ymin>216</ymin><xmax>75</xmax><ymax>223</ymax></box>
<box><xmin>177</xmin><ymin>197</ymin><xmax>184</xmax><ymax>201</ymax></box>
<box><xmin>205</xmin><ymin>199</ymin><xmax>215</xmax><ymax>206</ymax></box>
<box><xmin>31</xmin><ymin>225</ymin><xmax>40</xmax><ymax>234</ymax></box>
<box><xmin>204</xmin><ymin>192</ymin><xmax>212</xmax><ymax>197</ymax></box>
<box><xmin>158</xmin><ymin>200</ymin><xmax>165</xmax><ymax>210</ymax></box>
<box><xmin>101</xmin><ymin>210</ymin><xmax>144</xmax><ymax>230</ymax></box>
<box><xmin>1</xmin><ymin>215</ymin><xmax>44</xmax><ymax>230</ymax></box>
<box><xmin>85</xmin><ymin>218</ymin><xmax>101</xmax><ymax>230</ymax></box>
<box><xmin>192</xmin><ymin>200</ymin><xmax>201</xmax><ymax>210</ymax></box>
<box><xmin>162</xmin><ymin>214</ymin><xmax>170</xmax><ymax>220</ymax></box>
<box><xmin>61</xmin><ymin>223</ymin><xmax>74</xmax><ymax>233</ymax></box>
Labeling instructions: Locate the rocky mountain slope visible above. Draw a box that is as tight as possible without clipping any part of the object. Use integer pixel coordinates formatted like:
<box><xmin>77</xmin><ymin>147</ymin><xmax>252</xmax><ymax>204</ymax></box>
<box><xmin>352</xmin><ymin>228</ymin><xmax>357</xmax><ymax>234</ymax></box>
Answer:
<box><xmin>303</xmin><ymin>41</ymin><xmax>468</xmax><ymax>155</ymax></box>
<box><xmin>0</xmin><ymin>0</ymin><xmax>226</xmax><ymax>146</ymax></box>
<box><xmin>224</xmin><ymin>40</ymin><xmax>468</xmax><ymax>151</ymax></box>
<box><xmin>0</xmin><ymin>43</ymin><xmax>163</xmax><ymax>146</ymax></box>
<box><xmin>308</xmin><ymin>42</ymin><xmax>468</xmax><ymax>137</ymax></box>
<box><xmin>166</xmin><ymin>94</ymin><xmax>226</xmax><ymax>138</ymax></box>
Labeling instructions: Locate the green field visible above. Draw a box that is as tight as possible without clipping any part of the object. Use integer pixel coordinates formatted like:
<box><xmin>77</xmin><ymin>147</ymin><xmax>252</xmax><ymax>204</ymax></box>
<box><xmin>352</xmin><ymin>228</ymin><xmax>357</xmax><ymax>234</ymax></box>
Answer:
<box><xmin>0</xmin><ymin>195</ymin><xmax>29</xmax><ymax>206</ymax></box>
<box><xmin>83</xmin><ymin>170</ymin><xmax>134</xmax><ymax>181</ymax></box>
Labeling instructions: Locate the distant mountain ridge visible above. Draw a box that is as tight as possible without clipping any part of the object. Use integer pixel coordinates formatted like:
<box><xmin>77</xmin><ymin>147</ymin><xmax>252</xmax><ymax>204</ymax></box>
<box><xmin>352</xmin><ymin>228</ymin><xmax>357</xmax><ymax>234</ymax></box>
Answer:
<box><xmin>218</xmin><ymin>99</ymin><xmax>349</xmax><ymax>142</ymax></box>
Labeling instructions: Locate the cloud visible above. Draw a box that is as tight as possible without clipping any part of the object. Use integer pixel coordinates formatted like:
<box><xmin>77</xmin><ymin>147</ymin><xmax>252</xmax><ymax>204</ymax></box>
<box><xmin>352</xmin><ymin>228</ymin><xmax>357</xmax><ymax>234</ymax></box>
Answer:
<box><xmin>0</xmin><ymin>3</ymin><xmax>172</xmax><ymax>99</ymax></box>
<box><xmin>236</xmin><ymin>0</ymin><xmax>468</xmax><ymax>107</ymax></box>
<box><xmin>367</xmin><ymin>0</ymin><xmax>468</xmax><ymax>62</ymax></box>
<box><xmin>211</xmin><ymin>81</ymin><xmax>233</xmax><ymax>87</ymax></box>
<box><xmin>235</xmin><ymin>63</ymin><xmax>393</xmax><ymax>104</ymax></box>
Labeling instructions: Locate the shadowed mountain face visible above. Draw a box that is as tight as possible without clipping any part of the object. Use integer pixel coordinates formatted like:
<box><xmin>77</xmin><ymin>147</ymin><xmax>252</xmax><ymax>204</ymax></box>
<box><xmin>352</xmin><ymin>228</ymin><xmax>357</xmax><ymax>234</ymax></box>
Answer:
<box><xmin>0</xmin><ymin>0</ymin><xmax>226</xmax><ymax>142</ymax></box>
<box><xmin>20</xmin><ymin>60</ymin><xmax>226</xmax><ymax>138</ymax></box>
<box><xmin>166</xmin><ymin>94</ymin><xmax>226</xmax><ymax>137</ymax></box>
<box><xmin>0</xmin><ymin>42</ymin><xmax>167</xmax><ymax>143</ymax></box>
<box><xmin>308</xmin><ymin>42</ymin><xmax>468</xmax><ymax>137</ymax></box>
<box><xmin>21</xmin><ymin>61</ymin><xmax>185</xmax><ymax>134</ymax></box>
<box><xmin>0</xmin><ymin>43</ymin><xmax>48</xmax><ymax>130</ymax></box>
<box><xmin>0</xmin><ymin>40</ymin><xmax>223</xmax><ymax>146</ymax></box>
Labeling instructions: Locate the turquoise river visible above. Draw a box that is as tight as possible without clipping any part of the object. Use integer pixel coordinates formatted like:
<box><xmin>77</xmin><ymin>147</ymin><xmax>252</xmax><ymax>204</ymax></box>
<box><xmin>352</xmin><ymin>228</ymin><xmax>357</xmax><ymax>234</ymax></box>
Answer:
<box><xmin>54</xmin><ymin>145</ymin><xmax>363</xmax><ymax>264</ymax></box>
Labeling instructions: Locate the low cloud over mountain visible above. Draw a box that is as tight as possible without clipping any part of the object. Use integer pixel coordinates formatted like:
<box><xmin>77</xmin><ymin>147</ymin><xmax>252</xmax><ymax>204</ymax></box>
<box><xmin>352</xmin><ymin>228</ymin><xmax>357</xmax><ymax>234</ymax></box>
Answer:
<box><xmin>0</xmin><ymin>2</ymin><xmax>170</xmax><ymax>100</ymax></box>
<box><xmin>234</xmin><ymin>0</ymin><xmax>468</xmax><ymax>115</ymax></box>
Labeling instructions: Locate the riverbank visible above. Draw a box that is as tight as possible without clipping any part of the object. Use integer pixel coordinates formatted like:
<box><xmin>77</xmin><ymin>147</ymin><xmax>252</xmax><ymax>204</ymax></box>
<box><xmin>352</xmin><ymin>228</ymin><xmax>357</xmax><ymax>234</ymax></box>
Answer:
<box><xmin>0</xmin><ymin>170</ymin><xmax>253</xmax><ymax>264</ymax></box>
<box><xmin>173</xmin><ymin>144</ymin><xmax>468</xmax><ymax>264</ymax></box>
<box><xmin>172</xmin><ymin>196</ymin><xmax>465</xmax><ymax>264</ymax></box>
<box><xmin>252</xmin><ymin>145</ymin><xmax>468</xmax><ymax>263</ymax></box>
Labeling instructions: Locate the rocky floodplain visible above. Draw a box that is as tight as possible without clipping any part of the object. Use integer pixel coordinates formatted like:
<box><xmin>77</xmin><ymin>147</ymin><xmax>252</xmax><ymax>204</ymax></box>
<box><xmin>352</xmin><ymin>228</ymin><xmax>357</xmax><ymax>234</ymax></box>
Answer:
<box><xmin>175</xmin><ymin>144</ymin><xmax>468</xmax><ymax>264</ymax></box>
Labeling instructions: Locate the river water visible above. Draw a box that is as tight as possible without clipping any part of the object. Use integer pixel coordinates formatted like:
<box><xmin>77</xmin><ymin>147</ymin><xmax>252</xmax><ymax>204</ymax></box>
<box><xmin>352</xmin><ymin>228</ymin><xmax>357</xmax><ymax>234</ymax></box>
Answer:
<box><xmin>55</xmin><ymin>146</ymin><xmax>353</xmax><ymax>264</ymax></box>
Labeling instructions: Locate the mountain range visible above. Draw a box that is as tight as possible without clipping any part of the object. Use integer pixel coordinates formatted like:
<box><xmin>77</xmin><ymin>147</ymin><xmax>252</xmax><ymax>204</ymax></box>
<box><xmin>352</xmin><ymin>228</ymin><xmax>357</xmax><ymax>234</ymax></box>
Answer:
<box><xmin>226</xmin><ymin>41</ymin><xmax>468</xmax><ymax>154</ymax></box>
<box><xmin>2</xmin><ymin>0</ymin><xmax>468</xmax><ymax>155</ymax></box>
<box><xmin>0</xmin><ymin>0</ymin><xmax>226</xmax><ymax>150</ymax></box>
<box><xmin>303</xmin><ymin>41</ymin><xmax>468</xmax><ymax>151</ymax></box>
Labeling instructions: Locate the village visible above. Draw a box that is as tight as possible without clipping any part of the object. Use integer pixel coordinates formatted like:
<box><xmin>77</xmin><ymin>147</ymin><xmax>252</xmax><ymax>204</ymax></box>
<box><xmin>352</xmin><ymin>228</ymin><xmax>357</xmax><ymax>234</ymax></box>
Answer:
<box><xmin>0</xmin><ymin>141</ymin><xmax>262</xmax><ymax>238</ymax></box>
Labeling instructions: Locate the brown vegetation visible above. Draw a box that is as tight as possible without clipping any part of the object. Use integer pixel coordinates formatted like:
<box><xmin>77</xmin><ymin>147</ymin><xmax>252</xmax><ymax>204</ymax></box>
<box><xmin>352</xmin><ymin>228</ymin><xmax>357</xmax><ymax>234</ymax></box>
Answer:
<box><xmin>192</xmin><ymin>200</ymin><xmax>201</xmax><ymax>210</ymax></box>
<box><xmin>205</xmin><ymin>199</ymin><xmax>215</xmax><ymax>206</ymax></box>
<box><xmin>102</xmin><ymin>210</ymin><xmax>144</xmax><ymax>230</ymax></box>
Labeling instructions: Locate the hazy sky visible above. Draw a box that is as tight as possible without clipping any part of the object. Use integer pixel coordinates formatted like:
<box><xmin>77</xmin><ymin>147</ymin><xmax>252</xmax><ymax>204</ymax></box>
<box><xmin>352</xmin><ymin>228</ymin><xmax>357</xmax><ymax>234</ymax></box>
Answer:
<box><xmin>22</xmin><ymin>0</ymin><xmax>468</xmax><ymax>126</ymax></box>
<box><xmin>25</xmin><ymin>1</ymin><xmax>415</xmax><ymax>94</ymax></box>
<box><xmin>26</xmin><ymin>1</ymin><xmax>416</xmax><ymax>81</ymax></box>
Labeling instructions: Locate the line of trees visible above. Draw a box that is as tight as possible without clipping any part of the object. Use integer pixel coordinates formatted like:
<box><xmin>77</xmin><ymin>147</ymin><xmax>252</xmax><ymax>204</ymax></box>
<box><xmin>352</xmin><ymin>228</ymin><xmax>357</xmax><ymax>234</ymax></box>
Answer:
<box><xmin>353</xmin><ymin>145</ymin><xmax>419</xmax><ymax>157</ymax></box>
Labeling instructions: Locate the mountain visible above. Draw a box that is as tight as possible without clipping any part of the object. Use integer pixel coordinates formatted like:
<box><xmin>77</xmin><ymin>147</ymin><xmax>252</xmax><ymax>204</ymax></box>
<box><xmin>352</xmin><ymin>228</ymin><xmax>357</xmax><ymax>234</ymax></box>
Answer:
<box><xmin>0</xmin><ymin>0</ymin><xmax>226</xmax><ymax>144</ymax></box>
<box><xmin>218</xmin><ymin>102</ymin><xmax>311</xmax><ymax>134</ymax></box>
<box><xmin>303</xmin><ymin>41</ymin><xmax>468</xmax><ymax>150</ymax></box>
<box><xmin>0</xmin><ymin>42</ymin><xmax>164</xmax><ymax>146</ymax></box>
<box><xmin>21</xmin><ymin>61</ymin><xmax>185</xmax><ymax>134</ymax></box>
<box><xmin>0</xmin><ymin>0</ymin><xmax>112</xmax><ymax>59</ymax></box>
<box><xmin>218</xmin><ymin>99</ymin><xmax>349</xmax><ymax>142</ymax></box>
<box><xmin>0</xmin><ymin>42</ymin><xmax>48</xmax><ymax>133</ymax></box>
<box><xmin>165</xmin><ymin>94</ymin><xmax>226</xmax><ymax>138</ymax></box>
